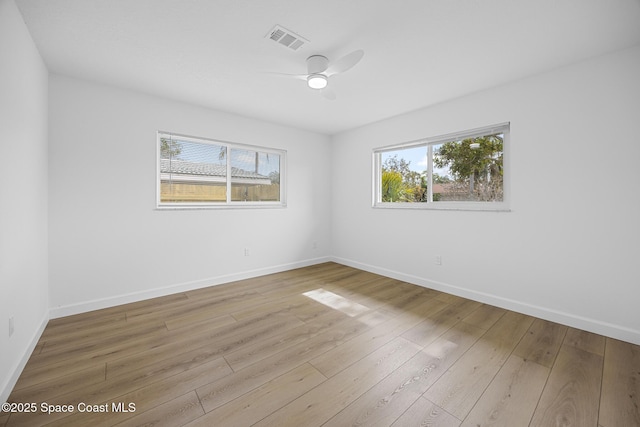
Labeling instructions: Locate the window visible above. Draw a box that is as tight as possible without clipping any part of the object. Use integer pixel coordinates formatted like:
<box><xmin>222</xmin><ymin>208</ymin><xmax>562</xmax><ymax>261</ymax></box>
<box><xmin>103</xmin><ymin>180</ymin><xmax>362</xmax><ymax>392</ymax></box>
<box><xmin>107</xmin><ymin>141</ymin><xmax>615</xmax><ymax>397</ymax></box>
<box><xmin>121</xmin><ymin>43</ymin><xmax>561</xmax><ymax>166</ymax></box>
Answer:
<box><xmin>373</xmin><ymin>123</ymin><xmax>509</xmax><ymax>210</ymax></box>
<box><xmin>158</xmin><ymin>132</ymin><xmax>285</xmax><ymax>208</ymax></box>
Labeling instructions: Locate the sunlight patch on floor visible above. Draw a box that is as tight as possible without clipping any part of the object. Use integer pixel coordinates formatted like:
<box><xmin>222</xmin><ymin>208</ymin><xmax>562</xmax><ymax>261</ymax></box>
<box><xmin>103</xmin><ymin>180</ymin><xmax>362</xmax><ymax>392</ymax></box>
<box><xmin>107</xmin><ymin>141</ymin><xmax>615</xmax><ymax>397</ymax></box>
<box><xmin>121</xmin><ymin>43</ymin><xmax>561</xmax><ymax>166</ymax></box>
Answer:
<box><xmin>302</xmin><ymin>288</ymin><xmax>370</xmax><ymax>317</ymax></box>
<box><xmin>423</xmin><ymin>339</ymin><xmax>460</xmax><ymax>360</ymax></box>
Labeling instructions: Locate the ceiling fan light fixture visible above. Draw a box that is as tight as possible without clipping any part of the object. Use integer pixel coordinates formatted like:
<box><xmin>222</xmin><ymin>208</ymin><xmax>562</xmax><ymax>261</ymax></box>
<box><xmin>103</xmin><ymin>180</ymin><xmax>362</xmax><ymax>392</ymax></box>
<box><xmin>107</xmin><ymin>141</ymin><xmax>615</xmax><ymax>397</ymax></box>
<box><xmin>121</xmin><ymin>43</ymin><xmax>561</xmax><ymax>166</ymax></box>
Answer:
<box><xmin>307</xmin><ymin>74</ymin><xmax>328</xmax><ymax>89</ymax></box>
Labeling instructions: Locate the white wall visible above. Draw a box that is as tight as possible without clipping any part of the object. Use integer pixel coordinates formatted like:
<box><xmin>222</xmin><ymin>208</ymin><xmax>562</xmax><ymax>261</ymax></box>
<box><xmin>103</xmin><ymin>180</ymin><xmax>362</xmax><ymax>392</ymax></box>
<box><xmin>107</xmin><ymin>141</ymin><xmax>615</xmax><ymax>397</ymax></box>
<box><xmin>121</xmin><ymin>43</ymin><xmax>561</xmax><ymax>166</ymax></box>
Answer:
<box><xmin>0</xmin><ymin>0</ymin><xmax>49</xmax><ymax>403</ymax></box>
<box><xmin>331</xmin><ymin>44</ymin><xmax>640</xmax><ymax>344</ymax></box>
<box><xmin>48</xmin><ymin>75</ymin><xmax>332</xmax><ymax>315</ymax></box>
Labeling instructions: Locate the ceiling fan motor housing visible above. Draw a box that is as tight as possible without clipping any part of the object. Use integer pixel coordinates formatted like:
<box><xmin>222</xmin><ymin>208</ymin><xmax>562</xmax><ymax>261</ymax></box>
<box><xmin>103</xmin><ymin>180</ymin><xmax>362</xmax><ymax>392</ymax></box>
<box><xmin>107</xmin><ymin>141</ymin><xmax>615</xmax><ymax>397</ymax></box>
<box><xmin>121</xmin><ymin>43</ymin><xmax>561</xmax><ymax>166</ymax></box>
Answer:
<box><xmin>307</xmin><ymin>55</ymin><xmax>329</xmax><ymax>74</ymax></box>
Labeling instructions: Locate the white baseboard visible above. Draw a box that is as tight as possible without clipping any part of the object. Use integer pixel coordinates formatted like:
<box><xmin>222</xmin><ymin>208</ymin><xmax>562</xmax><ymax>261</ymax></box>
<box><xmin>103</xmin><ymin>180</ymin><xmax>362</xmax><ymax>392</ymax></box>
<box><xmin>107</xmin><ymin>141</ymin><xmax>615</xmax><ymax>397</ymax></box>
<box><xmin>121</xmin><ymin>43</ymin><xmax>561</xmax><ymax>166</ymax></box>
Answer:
<box><xmin>1</xmin><ymin>312</ymin><xmax>49</xmax><ymax>404</ymax></box>
<box><xmin>49</xmin><ymin>257</ymin><xmax>332</xmax><ymax>319</ymax></box>
<box><xmin>331</xmin><ymin>256</ymin><xmax>640</xmax><ymax>346</ymax></box>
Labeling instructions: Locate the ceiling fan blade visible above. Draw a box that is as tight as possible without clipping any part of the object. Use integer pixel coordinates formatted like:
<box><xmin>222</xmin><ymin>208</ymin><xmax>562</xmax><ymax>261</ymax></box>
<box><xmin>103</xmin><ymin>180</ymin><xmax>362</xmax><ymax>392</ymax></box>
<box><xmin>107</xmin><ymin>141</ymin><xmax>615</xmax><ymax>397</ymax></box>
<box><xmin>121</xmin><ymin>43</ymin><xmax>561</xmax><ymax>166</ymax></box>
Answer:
<box><xmin>263</xmin><ymin>71</ymin><xmax>308</xmax><ymax>81</ymax></box>
<box><xmin>321</xmin><ymin>88</ymin><xmax>336</xmax><ymax>100</ymax></box>
<box><xmin>325</xmin><ymin>49</ymin><xmax>364</xmax><ymax>76</ymax></box>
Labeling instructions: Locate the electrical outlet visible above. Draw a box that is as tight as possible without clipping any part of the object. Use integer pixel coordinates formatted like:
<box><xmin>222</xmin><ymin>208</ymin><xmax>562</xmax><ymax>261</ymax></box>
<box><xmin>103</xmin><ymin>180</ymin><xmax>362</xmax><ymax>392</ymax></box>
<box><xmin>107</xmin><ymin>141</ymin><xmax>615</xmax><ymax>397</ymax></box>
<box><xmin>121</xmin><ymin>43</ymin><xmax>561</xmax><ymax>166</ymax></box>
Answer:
<box><xmin>9</xmin><ymin>316</ymin><xmax>14</xmax><ymax>337</ymax></box>
<box><xmin>244</xmin><ymin>248</ymin><xmax>250</xmax><ymax>257</ymax></box>
<box><xmin>312</xmin><ymin>241</ymin><xmax>318</xmax><ymax>250</ymax></box>
<box><xmin>435</xmin><ymin>255</ymin><xmax>442</xmax><ymax>266</ymax></box>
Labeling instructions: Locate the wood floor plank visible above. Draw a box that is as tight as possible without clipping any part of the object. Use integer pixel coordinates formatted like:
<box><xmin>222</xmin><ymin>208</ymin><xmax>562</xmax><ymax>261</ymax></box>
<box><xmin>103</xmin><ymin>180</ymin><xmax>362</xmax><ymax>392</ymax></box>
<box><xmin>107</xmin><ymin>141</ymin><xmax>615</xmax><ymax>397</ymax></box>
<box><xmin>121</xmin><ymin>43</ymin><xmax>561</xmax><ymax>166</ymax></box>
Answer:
<box><xmin>310</xmin><ymin>298</ymin><xmax>449</xmax><ymax>378</ymax></box>
<box><xmin>37</xmin><ymin>321</ymin><xmax>169</xmax><ymax>357</ymax></box>
<box><xmin>423</xmin><ymin>311</ymin><xmax>534</xmax><ymax>420</ymax></box>
<box><xmin>325</xmin><ymin>275</ymin><xmax>404</xmax><ymax>303</ymax></box>
<box><xmin>223</xmin><ymin>309</ymin><xmax>352</xmax><ymax>372</ymax></box>
<box><xmin>195</xmin><ymin>314</ymin><xmax>371</xmax><ymax>412</ymax></box>
<box><xmin>106</xmin><ymin>312</ymin><xmax>303</xmax><ymax>379</ymax></box>
<box><xmin>301</xmin><ymin>287</ymin><xmax>372</xmax><ymax>317</ymax></box>
<box><xmin>164</xmin><ymin>310</ymin><xmax>238</xmax><ymax>331</ymax></box>
<box><xmin>7</xmin><ymin>355</ymin><xmax>231</xmax><ymax>427</ymax></box>
<box><xmin>309</xmin><ymin>316</ymin><xmax>406</xmax><ymax>379</ymax></box>
<box><xmin>23</xmin><ymin>326</ymin><xmax>174</xmax><ymax>374</ymax></box>
<box><xmin>378</xmin><ymin>286</ymin><xmax>436</xmax><ymax>317</ymax></box>
<box><xmin>529</xmin><ymin>344</ymin><xmax>603</xmax><ymax>427</ymax></box>
<box><xmin>461</xmin><ymin>303</ymin><xmax>506</xmax><ymax>330</ymax></box>
<box><xmin>348</xmin><ymin>279</ymin><xmax>422</xmax><ymax>314</ymax></box>
<box><xmin>598</xmin><ymin>338</ymin><xmax>640</xmax><ymax>427</ymax></box>
<box><xmin>107</xmin><ymin>343</ymin><xmax>236</xmax><ymax>386</ymax></box>
<box><xmin>401</xmin><ymin>299</ymin><xmax>482</xmax><ymax>347</ymax></box>
<box><xmin>9</xmin><ymin>364</ymin><xmax>106</xmax><ymax>404</ymax></box>
<box><xmin>390</xmin><ymin>397</ymin><xmax>461</xmax><ymax>427</ymax></box>
<box><xmin>252</xmin><ymin>337</ymin><xmax>422</xmax><ymax>427</ymax></box>
<box><xmin>39</xmin><ymin>312</ymin><xmax>127</xmax><ymax>343</ymax></box>
<box><xmin>113</xmin><ymin>391</ymin><xmax>204</xmax><ymax>427</ymax></box>
<box><xmin>44</xmin><ymin>357</ymin><xmax>232</xmax><ymax>427</ymax></box>
<box><xmin>322</xmin><ymin>322</ymin><xmax>484</xmax><ymax>427</ymax></box>
<box><xmin>564</xmin><ymin>327</ymin><xmax>605</xmax><ymax>356</ymax></box>
<box><xmin>125</xmin><ymin>290</ymin><xmax>267</xmax><ymax>325</ymax></box>
<box><xmin>435</xmin><ymin>292</ymin><xmax>467</xmax><ymax>305</ymax></box>
<box><xmin>513</xmin><ymin>318</ymin><xmax>567</xmax><ymax>368</ymax></box>
<box><xmin>357</xmin><ymin>309</ymin><xmax>394</xmax><ymax>327</ymax></box>
<box><xmin>460</xmin><ymin>355</ymin><xmax>549</xmax><ymax>427</ymax></box>
<box><xmin>43</xmin><ymin>293</ymin><xmax>186</xmax><ymax>337</ymax></box>
<box><xmin>229</xmin><ymin>294</ymin><xmax>328</xmax><ymax>322</ymax></box>
<box><xmin>255</xmin><ymin>277</ymin><xmax>330</xmax><ymax>300</ymax></box>
<box><xmin>184</xmin><ymin>277</ymin><xmax>271</xmax><ymax>300</ymax></box>
<box><xmin>187</xmin><ymin>363</ymin><xmax>326</xmax><ymax>427</ymax></box>
<box><xmin>327</xmin><ymin>278</ymin><xmax>418</xmax><ymax>312</ymax></box>
<box><xmin>18</xmin><ymin>310</ymin><xmax>300</xmax><ymax>389</ymax></box>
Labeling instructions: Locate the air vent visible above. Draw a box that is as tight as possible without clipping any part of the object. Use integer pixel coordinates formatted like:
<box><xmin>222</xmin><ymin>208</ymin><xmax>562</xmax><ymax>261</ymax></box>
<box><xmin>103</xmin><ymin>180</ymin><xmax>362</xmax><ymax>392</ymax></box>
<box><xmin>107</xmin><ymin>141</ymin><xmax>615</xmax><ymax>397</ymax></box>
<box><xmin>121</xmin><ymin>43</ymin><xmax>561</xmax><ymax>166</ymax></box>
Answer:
<box><xmin>266</xmin><ymin>25</ymin><xmax>309</xmax><ymax>51</ymax></box>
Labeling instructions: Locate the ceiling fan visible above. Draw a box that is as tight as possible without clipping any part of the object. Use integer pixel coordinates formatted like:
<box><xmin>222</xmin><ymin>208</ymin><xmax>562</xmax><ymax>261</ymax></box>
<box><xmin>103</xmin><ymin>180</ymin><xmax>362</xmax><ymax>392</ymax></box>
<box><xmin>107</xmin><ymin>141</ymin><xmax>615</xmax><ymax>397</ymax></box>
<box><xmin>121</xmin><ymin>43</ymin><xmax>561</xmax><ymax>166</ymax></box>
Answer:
<box><xmin>270</xmin><ymin>49</ymin><xmax>364</xmax><ymax>100</ymax></box>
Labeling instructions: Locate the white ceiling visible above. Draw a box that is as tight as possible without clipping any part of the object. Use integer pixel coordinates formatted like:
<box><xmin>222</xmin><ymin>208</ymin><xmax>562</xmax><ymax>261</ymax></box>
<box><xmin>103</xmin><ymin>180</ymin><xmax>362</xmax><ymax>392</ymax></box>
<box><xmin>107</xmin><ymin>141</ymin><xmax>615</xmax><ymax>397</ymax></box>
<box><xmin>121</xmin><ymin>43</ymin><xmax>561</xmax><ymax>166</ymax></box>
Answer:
<box><xmin>15</xmin><ymin>0</ymin><xmax>640</xmax><ymax>135</ymax></box>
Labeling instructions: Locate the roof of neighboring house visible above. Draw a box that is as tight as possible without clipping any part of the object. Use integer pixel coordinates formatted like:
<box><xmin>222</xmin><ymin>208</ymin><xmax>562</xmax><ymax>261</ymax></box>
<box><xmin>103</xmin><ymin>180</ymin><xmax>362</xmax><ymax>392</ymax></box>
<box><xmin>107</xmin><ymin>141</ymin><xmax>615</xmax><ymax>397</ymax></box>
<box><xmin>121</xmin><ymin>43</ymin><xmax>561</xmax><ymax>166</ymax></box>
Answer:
<box><xmin>160</xmin><ymin>159</ymin><xmax>271</xmax><ymax>184</ymax></box>
<box><xmin>160</xmin><ymin>158</ymin><xmax>271</xmax><ymax>181</ymax></box>
<box><xmin>432</xmin><ymin>183</ymin><xmax>467</xmax><ymax>194</ymax></box>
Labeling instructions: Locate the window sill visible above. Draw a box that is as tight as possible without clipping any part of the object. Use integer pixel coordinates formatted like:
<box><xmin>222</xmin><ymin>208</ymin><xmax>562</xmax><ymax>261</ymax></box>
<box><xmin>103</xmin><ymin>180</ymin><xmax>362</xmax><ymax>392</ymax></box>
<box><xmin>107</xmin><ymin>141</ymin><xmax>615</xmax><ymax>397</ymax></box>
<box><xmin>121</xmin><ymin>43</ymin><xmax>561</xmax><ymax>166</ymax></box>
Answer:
<box><xmin>372</xmin><ymin>202</ymin><xmax>510</xmax><ymax>212</ymax></box>
<box><xmin>156</xmin><ymin>202</ymin><xmax>286</xmax><ymax>210</ymax></box>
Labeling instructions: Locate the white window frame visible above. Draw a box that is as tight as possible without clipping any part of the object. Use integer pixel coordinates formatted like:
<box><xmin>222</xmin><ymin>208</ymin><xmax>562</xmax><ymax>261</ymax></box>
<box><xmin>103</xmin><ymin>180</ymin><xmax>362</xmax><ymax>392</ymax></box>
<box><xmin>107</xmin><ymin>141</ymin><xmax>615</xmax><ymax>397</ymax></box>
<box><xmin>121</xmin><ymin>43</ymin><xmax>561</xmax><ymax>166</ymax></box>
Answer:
<box><xmin>373</xmin><ymin>123</ymin><xmax>510</xmax><ymax>211</ymax></box>
<box><xmin>157</xmin><ymin>131</ymin><xmax>287</xmax><ymax>209</ymax></box>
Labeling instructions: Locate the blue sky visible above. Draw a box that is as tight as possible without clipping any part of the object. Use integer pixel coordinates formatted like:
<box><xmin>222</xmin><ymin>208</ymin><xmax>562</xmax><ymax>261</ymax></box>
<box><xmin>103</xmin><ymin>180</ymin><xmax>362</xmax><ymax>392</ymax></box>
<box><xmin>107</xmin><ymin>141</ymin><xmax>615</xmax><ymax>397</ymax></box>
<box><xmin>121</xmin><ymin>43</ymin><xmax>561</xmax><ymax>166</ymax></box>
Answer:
<box><xmin>382</xmin><ymin>145</ymin><xmax>450</xmax><ymax>178</ymax></box>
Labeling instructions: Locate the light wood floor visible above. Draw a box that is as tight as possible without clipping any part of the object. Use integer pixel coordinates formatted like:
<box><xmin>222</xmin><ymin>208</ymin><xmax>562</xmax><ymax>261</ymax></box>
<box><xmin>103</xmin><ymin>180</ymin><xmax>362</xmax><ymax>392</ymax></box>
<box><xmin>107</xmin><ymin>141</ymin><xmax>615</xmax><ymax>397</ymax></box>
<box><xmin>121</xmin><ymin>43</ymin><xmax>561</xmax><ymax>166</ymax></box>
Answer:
<box><xmin>3</xmin><ymin>262</ymin><xmax>639</xmax><ymax>426</ymax></box>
